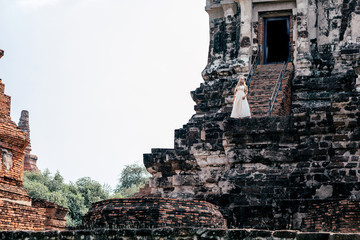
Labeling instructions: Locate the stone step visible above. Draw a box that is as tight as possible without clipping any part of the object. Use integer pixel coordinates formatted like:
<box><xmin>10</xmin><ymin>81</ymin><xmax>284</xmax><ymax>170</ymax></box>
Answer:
<box><xmin>247</xmin><ymin>63</ymin><xmax>293</xmax><ymax>118</ymax></box>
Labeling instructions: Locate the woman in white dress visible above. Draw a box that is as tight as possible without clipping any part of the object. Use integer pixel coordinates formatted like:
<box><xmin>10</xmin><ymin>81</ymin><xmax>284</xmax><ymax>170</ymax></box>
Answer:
<box><xmin>230</xmin><ymin>77</ymin><xmax>251</xmax><ymax>118</ymax></box>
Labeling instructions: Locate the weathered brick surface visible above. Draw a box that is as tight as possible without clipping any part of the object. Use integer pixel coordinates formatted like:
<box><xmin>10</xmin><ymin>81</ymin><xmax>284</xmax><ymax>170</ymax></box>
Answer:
<box><xmin>18</xmin><ymin>110</ymin><xmax>39</xmax><ymax>173</ymax></box>
<box><xmin>143</xmin><ymin>0</ymin><xmax>360</xmax><ymax>231</ymax></box>
<box><xmin>0</xmin><ymin>199</ymin><xmax>45</xmax><ymax>231</ymax></box>
<box><xmin>133</xmin><ymin>183</ymin><xmax>152</xmax><ymax>198</ymax></box>
<box><xmin>1</xmin><ymin>229</ymin><xmax>360</xmax><ymax>240</ymax></box>
<box><xmin>82</xmin><ymin>198</ymin><xmax>226</xmax><ymax>229</ymax></box>
<box><xmin>32</xmin><ymin>199</ymin><xmax>67</xmax><ymax>230</ymax></box>
<box><xmin>146</xmin><ymin>70</ymin><xmax>360</xmax><ymax>229</ymax></box>
<box><xmin>305</xmin><ymin>200</ymin><xmax>360</xmax><ymax>232</ymax></box>
<box><xmin>202</xmin><ymin>2</ymin><xmax>243</xmax><ymax>81</ymax></box>
<box><xmin>0</xmin><ymin>60</ymin><xmax>67</xmax><ymax>229</ymax></box>
<box><xmin>0</xmin><ymin>79</ymin><xmax>29</xmax><ymax>190</ymax></box>
<box><xmin>248</xmin><ymin>63</ymin><xmax>293</xmax><ymax>117</ymax></box>
<box><xmin>0</xmin><ymin>198</ymin><xmax>66</xmax><ymax>231</ymax></box>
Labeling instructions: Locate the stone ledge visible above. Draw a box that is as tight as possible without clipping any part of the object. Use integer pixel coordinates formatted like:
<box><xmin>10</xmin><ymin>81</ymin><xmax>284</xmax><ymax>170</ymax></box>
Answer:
<box><xmin>2</xmin><ymin>229</ymin><xmax>360</xmax><ymax>240</ymax></box>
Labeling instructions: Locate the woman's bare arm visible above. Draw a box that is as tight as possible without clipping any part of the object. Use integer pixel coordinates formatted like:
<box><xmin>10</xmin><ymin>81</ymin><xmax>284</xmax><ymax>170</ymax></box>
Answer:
<box><xmin>243</xmin><ymin>87</ymin><xmax>248</xmax><ymax>100</ymax></box>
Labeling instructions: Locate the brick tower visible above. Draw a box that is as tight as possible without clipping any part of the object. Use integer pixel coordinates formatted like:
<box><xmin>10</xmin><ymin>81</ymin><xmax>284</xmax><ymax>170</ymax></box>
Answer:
<box><xmin>0</xmin><ymin>50</ymin><xmax>67</xmax><ymax>230</ymax></box>
<box><xmin>18</xmin><ymin>110</ymin><xmax>40</xmax><ymax>172</ymax></box>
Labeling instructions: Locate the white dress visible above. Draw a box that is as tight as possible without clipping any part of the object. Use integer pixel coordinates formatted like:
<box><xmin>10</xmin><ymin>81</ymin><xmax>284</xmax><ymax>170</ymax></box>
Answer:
<box><xmin>230</xmin><ymin>85</ymin><xmax>251</xmax><ymax>118</ymax></box>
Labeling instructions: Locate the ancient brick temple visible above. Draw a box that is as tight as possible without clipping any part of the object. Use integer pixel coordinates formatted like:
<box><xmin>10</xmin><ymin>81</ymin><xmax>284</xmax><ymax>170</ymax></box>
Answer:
<box><xmin>0</xmin><ymin>50</ymin><xmax>67</xmax><ymax>231</ymax></box>
<box><xmin>143</xmin><ymin>0</ymin><xmax>360</xmax><ymax>231</ymax></box>
<box><xmin>0</xmin><ymin>1</ymin><xmax>359</xmax><ymax>238</ymax></box>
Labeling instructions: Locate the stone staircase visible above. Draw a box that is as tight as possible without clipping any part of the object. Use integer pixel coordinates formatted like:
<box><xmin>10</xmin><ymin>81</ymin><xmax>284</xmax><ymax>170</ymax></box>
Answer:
<box><xmin>247</xmin><ymin>63</ymin><xmax>294</xmax><ymax>118</ymax></box>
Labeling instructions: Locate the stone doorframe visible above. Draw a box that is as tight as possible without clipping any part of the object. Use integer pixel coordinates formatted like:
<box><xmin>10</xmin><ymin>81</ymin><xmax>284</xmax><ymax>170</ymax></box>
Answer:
<box><xmin>257</xmin><ymin>10</ymin><xmax>294</xmax><ymax>64</ymax></box>
<box><xmin>237</xmin><ymin>0</ymin><xmax>297</xmax><ymax>68</ymax></box>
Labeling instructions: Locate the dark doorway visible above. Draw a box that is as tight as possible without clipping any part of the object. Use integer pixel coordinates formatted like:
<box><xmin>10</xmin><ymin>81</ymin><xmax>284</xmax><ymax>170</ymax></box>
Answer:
<box><xmin>264</xmin><ymin>17</ymin><xmax>290</xmax><ymax>64</ymax></box>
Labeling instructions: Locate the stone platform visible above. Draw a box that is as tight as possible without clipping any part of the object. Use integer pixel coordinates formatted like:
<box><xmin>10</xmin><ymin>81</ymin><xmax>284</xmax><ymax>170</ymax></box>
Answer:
<box><xmin>82</xmin><ymin>198</ymin><xmax>226</xmax><ymax>229</ymax></box>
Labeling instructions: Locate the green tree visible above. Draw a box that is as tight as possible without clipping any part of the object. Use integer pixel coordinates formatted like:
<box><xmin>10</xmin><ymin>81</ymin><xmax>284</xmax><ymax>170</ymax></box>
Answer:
<box><xmin>23</xmin><ymin>170</ymin><xmax>67</xmax><ymax>207</ymax></box>
<box><xmin>23</xmin><ymin>180</ymin><xmax>50</xmax><ymax>200</ymax></box>
<box><xmin>114</xmin><ymin>163</ymin><xmax>150</xmax><ymax>198</ymax></box>
<box><xmin>63</xmin><ymin>183</ymin><xmax>87</xmax><ymax>226</ymax></box>
<box><xmin>75</xmin><ymin>177</ymin><xmax>110</xmax><ymax>208</ymax></box>
<box><xmin>23</xmin><ymin>170</ymin><xmax>110</xmax><ymax>227</ymax></box>
<box><xmin>23</xmin><ymin>165</ymin><xmax>151</xmax><ymax>225</ymax></box>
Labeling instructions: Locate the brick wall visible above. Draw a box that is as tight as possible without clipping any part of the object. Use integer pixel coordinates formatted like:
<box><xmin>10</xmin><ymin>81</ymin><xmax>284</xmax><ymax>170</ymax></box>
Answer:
<box><xmin>1</xmin><ymin>229</ymin><xmax>360</xmax><ymax>240</ymax></box>
<box><xmin>0</xmin><ymin>76</ymin><xmax>67</xmax><ymax>230</ymax></box>
<box><xmin>133</xmin><ymin>183</ymin><xmax>152</xmax><ymax>198</ymax></box>
<box><xmin>32</xmin><ymin>199</ymin><xmax>68</xmax><ymax>230</ymax></box>
<box><xmin>0</xmin><ymin>79</ymin><xmax>29</xmax><ymax>188</ymax></box>
<box><xmin>304</xmin><ymin>200</ymin><xmax>360</xmax><ymax>232</ymax></box>
<box><xmin>0</xmin><ymin>196</ymin><xmax>67</xmax><ymax>231</ymax></box>
<box><xmin>0</xmin><ymin>183</ymin><xmax>31</xmax><ymax>203</ymax></box>
<box><xmin>82</xmin><ymin>198</ymin><xmax>226</xmax><ymax>229</ymax></box>
<box><xmin>0</xmin><ymin>80</ymin><xmax>11</xmax><ymax>121</ymax></box>
<box><xmin>0</xmin><ymin>199</ymin><xmax>46</xmax><ymax>231</ymax></box>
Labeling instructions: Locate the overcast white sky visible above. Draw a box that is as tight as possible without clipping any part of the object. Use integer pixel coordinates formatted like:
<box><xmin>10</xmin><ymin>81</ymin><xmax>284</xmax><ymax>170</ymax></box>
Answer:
<box><xmin>0</xmin><ymin>0</ymin><xmax>209</xmax><ymax>188</ymax></box>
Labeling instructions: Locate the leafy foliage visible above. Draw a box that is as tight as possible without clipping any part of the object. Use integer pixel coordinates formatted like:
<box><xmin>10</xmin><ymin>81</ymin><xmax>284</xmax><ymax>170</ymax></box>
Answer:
<box><xmin>23</xmin><ymin>170</ymin><xmax>109</xmax><ymax>226</ymax></box>
<box><xmin>75</xmin><ymin>177</ymin><xmax>110</xmax><ymax>208</ymax></box>
<box><xmin>114</xmin><ymin>163</ymin><xmax>150</xmax><ymax>197</ymax></box>
<box><xmin>23</xmin><ymin>164</ymin><xmax>151</xmax><ymax>226</ymax></box>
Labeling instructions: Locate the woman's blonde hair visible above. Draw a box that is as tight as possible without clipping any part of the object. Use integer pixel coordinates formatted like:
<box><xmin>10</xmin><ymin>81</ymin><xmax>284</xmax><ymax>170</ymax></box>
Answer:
<box><xmin>235</xmin><ymin>77</ymin><xmax>248</xmax><ymax>92</ymax></box>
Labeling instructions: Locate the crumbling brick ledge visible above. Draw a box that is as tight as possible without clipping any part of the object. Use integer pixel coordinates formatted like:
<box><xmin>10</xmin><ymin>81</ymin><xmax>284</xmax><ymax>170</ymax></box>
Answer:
<box><xmin>1</xmin><ymin>229</ymin><xmax>360</xmax><ymax>240</ymax></box>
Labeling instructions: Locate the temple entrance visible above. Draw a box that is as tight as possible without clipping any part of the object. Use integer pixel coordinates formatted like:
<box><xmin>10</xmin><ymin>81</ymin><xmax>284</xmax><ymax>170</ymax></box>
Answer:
<box><xmin>264</xmin><ymin>17</ymin><xmax>290</xmax><ymax>64</ymax></box>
